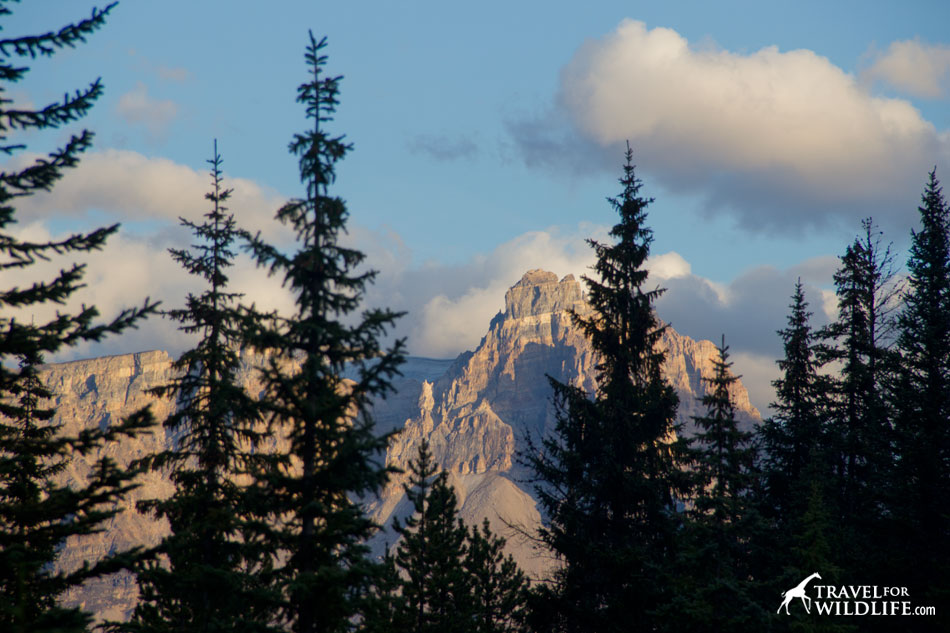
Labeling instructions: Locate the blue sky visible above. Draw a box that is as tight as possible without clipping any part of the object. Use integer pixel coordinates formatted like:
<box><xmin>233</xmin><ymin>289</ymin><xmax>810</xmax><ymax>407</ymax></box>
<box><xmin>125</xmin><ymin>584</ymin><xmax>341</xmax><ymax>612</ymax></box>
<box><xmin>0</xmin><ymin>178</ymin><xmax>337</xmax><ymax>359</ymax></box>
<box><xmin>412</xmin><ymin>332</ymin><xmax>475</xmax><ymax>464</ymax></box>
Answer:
<box><xmin>6</xmin><ymin>1</ymin><xmax>950</xmax><ymax>412</ymax></box>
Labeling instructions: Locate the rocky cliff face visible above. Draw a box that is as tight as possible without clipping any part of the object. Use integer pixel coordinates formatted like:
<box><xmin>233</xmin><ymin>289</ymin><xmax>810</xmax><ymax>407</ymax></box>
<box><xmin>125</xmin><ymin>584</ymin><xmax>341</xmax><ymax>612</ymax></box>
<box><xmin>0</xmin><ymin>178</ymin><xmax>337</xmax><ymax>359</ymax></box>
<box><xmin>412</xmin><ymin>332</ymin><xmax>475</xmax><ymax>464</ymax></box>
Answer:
<box><xmin>41</xmin><ymin>269</ymin><xmax>759</xmax><ymax>619</ymax></box>
<box><xmin>44</xmin><ymin>351</ymin><xmax>176</xmax><ymax>621</ymax></box>
<box><xmin>369</xmin><ymin>270</ymin><xmax>759</xmax><ymax>578</ymax></box>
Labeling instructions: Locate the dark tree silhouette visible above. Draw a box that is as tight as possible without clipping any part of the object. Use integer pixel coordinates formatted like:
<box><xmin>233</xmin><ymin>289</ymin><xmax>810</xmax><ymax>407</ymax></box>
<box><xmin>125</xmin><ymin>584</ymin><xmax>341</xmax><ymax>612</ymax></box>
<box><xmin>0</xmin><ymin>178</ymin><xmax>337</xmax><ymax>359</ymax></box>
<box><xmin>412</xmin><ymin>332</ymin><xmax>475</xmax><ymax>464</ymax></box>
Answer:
<box><xmin>372</xmin><ymin>441</ymin><xmax>529</xmax><ymax>633</ymax></box>
<box><xmin>525</xmin><ymin>144</ymin><xmax>687</xmax><ymax>633</ymax></box>
<box><xmin>116</xmin><ymin>143</ymin><xmax>281</xmax><ymax>633</ymax></box>
<box><xmin>391</xmin><ymin>441</ymin><xmax>471</xmax><ymax>633</ymax></box>
<box><xmin>0</xmin><ymin>4</ymin><xmax>156</xmax><ymax>631</ymax></box>
<box><xmin>891</xmin><ymin>170</ymin><xmax>950</xmax><ymax>619</ymax></box>
<box><xmin>664</xmin><ymin>338</ymin><xmax>766</xmax><ymax>632</ymax></box>
<box><xmin>243</xmin><ymin>33</ymin><xmax>405</xmax><ymax>633</ymax></box>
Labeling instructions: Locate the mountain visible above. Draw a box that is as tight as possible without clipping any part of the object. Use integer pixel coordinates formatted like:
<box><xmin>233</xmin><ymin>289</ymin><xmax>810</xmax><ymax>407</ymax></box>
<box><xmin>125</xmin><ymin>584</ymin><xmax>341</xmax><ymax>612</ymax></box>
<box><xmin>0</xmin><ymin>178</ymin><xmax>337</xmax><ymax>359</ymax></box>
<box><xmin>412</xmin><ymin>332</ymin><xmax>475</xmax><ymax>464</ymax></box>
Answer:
<box><xmin>41</xmin><ymin>269</ymin><xmax>759</xmax><ymax>620</ymax></box>
<box><xmin>365</xmin><ymin>269</ymin><xmax>759</xmax><ymax>578</ymax></box>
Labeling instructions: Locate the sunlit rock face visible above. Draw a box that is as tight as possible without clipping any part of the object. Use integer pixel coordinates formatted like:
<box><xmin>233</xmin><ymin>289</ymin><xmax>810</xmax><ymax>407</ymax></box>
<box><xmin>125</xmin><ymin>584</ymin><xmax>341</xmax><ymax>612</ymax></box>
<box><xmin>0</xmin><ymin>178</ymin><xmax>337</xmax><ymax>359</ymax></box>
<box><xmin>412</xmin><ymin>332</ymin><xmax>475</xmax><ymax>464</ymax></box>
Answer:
<box><xmin>45</xmin><ymin>269</ymin><xmax>759</xmax><ymax>619</ymax></box>
<box><xmin>367</xmin><ymin>270</ymin><xmax>759</xmax><ymax>579</ymax></box>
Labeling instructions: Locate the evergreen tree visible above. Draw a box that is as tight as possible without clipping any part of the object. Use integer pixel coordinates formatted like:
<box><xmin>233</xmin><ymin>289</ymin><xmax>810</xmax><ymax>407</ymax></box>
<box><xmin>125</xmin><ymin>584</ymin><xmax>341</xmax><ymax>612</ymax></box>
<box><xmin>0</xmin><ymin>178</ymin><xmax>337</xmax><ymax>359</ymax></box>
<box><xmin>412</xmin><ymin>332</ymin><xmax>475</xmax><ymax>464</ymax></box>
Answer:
<box><xmin>750</xmin><ymin>279</ymin><xmax>831</xmax><ymax>624</ymax></box>
<box><xmin>0</xmin><ymin>4</ymin><xmax>156</xmax><ymax>631</ymax></box>
<box><xmin>525</xmin><ymin>144</ymin><xmax>686</xmax><ymax>633</ymax></box>
<box><xmin>760</xmin><ymin>280</ymin><xmax>827</xmax><ymax>521</ymax></box>
<box><xmin>817</xmin><ymin>219</ymin><xmax>899</xmax><ymax>572</ymax></box>
<box><xmin>115</xmin><ymin>143</ymin><xmax>280</xmax><ymax>633</ymax></box>
<box><xmin>891</xmin><ymin>170</ymin><xmax>950</xmax><ymax>616</ymax></box>
<box><xmin>688</xmin><ymin>336</ymin><xmax>757</xmax><ymax>532</ymax></box>
<box><xmin>666</xmin><ymin>337</ymin><xmax>766</xmax><ymax>632</ymax></box>
<box><xmin>360</xmin><ymin>551</ymin><xmax>402</xmax><ymax>633</ymax></box>
<box><xmin>783</xmin><ymin>483</ymin><xmax>855</xmax><ymax>633</ymax></box>
<box><xmin>464</xmin><ymin>520</ymin><xmax>529</xmax><ymax>633</ymax></box>
<box><xmin>244</xmin><ymin>32</ymin><xmax>405</xmax><ymax>633</ymax></box>
<box><xmin>391</xmin><ymin>441</ymin><xmax>472</xmax><ymax>633</ymax></box>
<box><xmin>380</xmin><ymin>442</ymin><xmax>529</xmax><ymax>633</ymax></box>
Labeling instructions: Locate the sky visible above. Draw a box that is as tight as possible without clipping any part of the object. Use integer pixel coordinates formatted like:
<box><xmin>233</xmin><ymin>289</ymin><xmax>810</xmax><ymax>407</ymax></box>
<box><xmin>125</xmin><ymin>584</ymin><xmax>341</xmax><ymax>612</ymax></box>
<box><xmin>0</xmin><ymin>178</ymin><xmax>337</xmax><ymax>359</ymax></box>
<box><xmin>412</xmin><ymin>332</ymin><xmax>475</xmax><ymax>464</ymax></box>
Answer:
<box><xmin>5</xmin><ymin>0</ymin><xmax>950</xmax><ymax>414</ymax></box>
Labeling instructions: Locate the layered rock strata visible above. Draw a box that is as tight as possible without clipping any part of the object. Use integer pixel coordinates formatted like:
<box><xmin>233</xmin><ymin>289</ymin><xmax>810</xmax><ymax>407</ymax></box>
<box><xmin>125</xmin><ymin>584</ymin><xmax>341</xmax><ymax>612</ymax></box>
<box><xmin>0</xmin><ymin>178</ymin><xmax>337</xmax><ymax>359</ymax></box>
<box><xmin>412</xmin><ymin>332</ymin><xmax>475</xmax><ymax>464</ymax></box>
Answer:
<box><xmin>41</xmin><ymin>269</ymin><xmax>759</xmax><ymax>619</ymax></box>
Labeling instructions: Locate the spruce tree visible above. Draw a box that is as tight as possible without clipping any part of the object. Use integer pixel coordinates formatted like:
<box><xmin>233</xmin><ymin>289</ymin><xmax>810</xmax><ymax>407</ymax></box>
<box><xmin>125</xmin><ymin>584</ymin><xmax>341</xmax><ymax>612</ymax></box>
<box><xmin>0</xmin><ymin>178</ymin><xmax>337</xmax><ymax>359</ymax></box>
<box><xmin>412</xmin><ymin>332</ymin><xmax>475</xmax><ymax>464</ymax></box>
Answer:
<box><xmin>784</xmin><ymin>483</ymin><xmax>855</xmax><ymax>633</ymax></box>
<box><xmin>759</xmin><ymin>280</ymin><xmax>827</xmax><ymax>520</ymax></box>
<box><xmin>0</xmin><ymin>4</ymin><xmax>156</xmax><ymax>631</ymax></box>
<box><xmin>360</xmin><ymin>551</ymin><xmax>403</xmax><ymax>633</ymax></box>
<box><xmin>244</xmin><ymin>32</ymin><xmax>405</xmax><ymax>633</ymax></box>
<box><xmin>667</xmin><ymin>337</ymin><xmax>765</xmax><ymax>632</ymax></box>
<box><xmin>525</xmin><ymin>144</ymin><xmax>686</xmax><ymax>633</ymax></box>
<box><xmin>757</xmin><ymin>281</ymin><xmax>838</xmax><ymax>627</ymax></box>
<box><xmin>115</xmin><ymin>143</ymin><xmax>280</xmax><ymax>633</ymax></box>
<box><xmin>382</xmin><ymin>441</ymin><xmax>529</xmax><ymax>633</ymax></box>
<box><xmin>464</xmin><ymin>520</ymin><xmax>529</xmax><ymax>633</ymax></box>
<box><xmin>891</xmin><ymin>170</ymin><xmax>950</xmax><ymax>616</ymax></box>
<box><xmin>817</xmin><ymin>219</ymin><xmax>899</xmax><ymax>565</ymax></box>
<box><xmin>391</xmin><ymin>441</ymin><xmax>472</xmax><ymax>633</ymax></box>
<box><xmin>688</xmin><ymin>337</ymin><xmax>757</xmax><ymax>532</ymax></box>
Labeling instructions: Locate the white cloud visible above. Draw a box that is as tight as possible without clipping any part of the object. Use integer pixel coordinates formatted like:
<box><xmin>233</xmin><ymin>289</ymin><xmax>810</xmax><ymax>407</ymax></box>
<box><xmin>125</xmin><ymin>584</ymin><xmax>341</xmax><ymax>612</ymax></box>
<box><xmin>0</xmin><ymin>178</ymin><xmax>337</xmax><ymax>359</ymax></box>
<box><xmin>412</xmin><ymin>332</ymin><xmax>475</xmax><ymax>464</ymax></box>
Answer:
<box><xmin>115</xmin><ymin>82</ymin><xmax>179</xmax><ymax>141</ymax></box>
<box><xmin>2</xmin><ymin>206</ymin><xmax>833</xmax><ymax>415</ymax></box>
<box><xmin>863</xmin><ymin>39</ymin><xmax>950</xmax><ymax>98</ymax></box>
<box><xmin>655</xmin><ymin>256</ymin><xmax>836</xmax><ymax>359</ymax></box>
<box><xmin>361</xmin><ymin>225</ymin><xmax>607</xmax><ymax>358</ymax></box>
<box><xmin>4</xmin><ymin>150</ymin><xmax>297</xmax><ymax>361</ymax></box>
<box><xmin>647</xmin><ymin>250</ymin><xmax>691</xmax><ymax>280</ymax></box>
<box><xmin>17</xmin><ymin>149</ymin><xmax>292</xmax><ymax>243</ymax></box>
<box><xmin>2</xmin><ymin>222</ymin><xmax>297</xmax><ymax>363</ymax></box>
<box><xmin>512</xmin><ymin>20</ymin><xmax>949</xmax><ymax>232</ymax></box>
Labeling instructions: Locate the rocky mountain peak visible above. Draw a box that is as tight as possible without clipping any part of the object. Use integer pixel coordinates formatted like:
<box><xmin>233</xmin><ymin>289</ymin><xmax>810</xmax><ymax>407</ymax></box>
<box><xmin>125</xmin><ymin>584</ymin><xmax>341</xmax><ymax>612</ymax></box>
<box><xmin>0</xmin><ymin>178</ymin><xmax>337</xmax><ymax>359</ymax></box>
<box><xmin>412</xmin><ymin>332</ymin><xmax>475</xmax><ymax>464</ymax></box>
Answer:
<box><xmin>504</xmin><ymin>269</ymin><xmax>587</xmax><ymax>319</ymax></box>
<box><xmin>45</xmin><ymin>269</ymin><xmax>763</xmax><ymax>616</ymax></box>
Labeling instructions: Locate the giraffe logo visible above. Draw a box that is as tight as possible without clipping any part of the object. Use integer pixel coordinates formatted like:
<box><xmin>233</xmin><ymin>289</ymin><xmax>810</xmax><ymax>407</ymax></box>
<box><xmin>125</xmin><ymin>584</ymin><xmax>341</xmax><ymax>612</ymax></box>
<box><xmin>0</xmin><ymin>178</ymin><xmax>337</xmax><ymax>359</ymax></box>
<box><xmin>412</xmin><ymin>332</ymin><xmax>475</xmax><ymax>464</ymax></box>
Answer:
<box><xmin>777</xmin><ymin>572</ymin><xmax>822</xmax><ymax>615</ymax></box>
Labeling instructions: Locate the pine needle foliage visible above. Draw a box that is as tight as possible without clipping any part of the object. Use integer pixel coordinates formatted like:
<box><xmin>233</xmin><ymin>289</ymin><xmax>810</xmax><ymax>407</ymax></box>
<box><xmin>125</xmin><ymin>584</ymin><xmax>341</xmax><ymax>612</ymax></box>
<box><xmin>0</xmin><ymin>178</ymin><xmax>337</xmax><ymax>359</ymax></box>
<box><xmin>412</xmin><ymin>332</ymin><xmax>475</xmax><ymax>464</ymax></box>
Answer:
<box><xmin>0</xmin><ymin>4</ymin><xmax>157</xmax><ymax>631</ymax></box>
<box><xmin>689</xmin><ymin>337</ymin><xmax>757</xmax><ymax>529</ymax></box>
<box><xmin>381</xmin><ymin>441</ymin><xmax>529</xmax><ymax>633</ymax></box>
<box><xmin>464</xmin><ymin>519</ymin><xmax>529</xmax><ymax>633</ymax></box>
<box><xmin>391</xmin><ymin>442</ymin><xmax>471</xmax><ymax>633</ymax></box>
<box><xmin>820</xmin><ymin>223</ymin><xmax>898</xmax><ymax>495</ymax></box>
<box><xmin>669</xmin><ymin>337</ymin><xmax>766</xmax><ymax>632</ymax></box>
<box><xmin>244</xmin><ymin>32</ymin><xmax>406</xmax><ymax>633</ymax></box>
<box><xmin>891</xmin><ymin>170</ymin><xmax>950</xmax><ymax>613</ymax></box>
<box><xmin>817</xmin><ymin>219</ymin><xmax>900</xmax><ymax>579</ymax></box>
<box><xmin>115</xmin><ymin>143</ymin><xmax>281</xmax><ymax>633</ymax></box>
<box><xmin>760</xmin><ymin>280</ymin><xmax>828</xmax><ymax>520</ymax></box>
<box><xmin>525</xmin><ymin>143</ymin><xmax>686</xmax><ymax>633</ymax></box>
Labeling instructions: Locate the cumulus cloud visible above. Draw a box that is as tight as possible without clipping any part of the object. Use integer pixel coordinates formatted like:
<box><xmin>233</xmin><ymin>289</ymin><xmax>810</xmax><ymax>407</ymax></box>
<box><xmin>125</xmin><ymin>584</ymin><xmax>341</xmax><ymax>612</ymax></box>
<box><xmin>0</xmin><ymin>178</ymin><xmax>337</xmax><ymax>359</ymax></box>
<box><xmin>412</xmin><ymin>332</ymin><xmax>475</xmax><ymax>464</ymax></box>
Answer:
<box><xmin>20</xmin><ymin>161</ymin><xmax>841</xmax><ymax>413</ymax></box>
<box><xmin>115</xmin><ymin>82</ymin><xmax>178</xmax><ymax>141</ymax></box>
<box><xmin>17</xmin><ymin>149</ymin><xmax>292</xmax><ymax>243</ymax></box>
<box><xmin>863</xmin><ymin>39</ymin><xmax>950</xmax><ymax>98</ymax></box>
<box><xmin>647</xmin><ymin>250</ymin><xmax>691</xmax><ymax>280</ymax></box>
<box><xmin>4</xmin><ymin>151</ymin><xmax>298</xmax><ymax>359</ymax></box>
<box><xmin>4</xmin><ymin>199</ymin><xmax>832</xmax><ymax>414</ymax></box>
<box><xmin>370</xmin><ymin>232</ymin><xmax>834</xmax><ymax>413</ymax></box>
<box><xmin>3</xmin><ymin>222</ymin><xmax>297</xmax><ymax>362</ymax></box>
<box><xmin>649</xmin><ymin>255</ymin><xmax>839</xmax><ymax>415</ymax></box>
<box><xmin>511</xmin><ymin>20</ymin><xmax>949</xmax><ymax>233</ymax></box>
<box><xmin>360</xmin><ymin>224</ymin><xmax>607</xmax><ymax>358</ymax></box>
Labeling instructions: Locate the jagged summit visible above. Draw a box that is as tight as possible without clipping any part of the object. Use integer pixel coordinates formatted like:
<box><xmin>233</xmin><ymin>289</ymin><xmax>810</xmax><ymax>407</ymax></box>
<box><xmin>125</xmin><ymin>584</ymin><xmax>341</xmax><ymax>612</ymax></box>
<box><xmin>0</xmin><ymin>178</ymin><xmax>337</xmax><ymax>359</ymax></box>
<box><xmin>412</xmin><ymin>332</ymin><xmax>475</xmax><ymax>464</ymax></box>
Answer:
<box><xmin>44</xmin><ymin>269</ymin><xmax>761</xmax><ymax>616</ymax></box>
<box><xmin>504</xmin><ymin>269</ymin><xmax>586</xmax><ymax>319</ymax></box>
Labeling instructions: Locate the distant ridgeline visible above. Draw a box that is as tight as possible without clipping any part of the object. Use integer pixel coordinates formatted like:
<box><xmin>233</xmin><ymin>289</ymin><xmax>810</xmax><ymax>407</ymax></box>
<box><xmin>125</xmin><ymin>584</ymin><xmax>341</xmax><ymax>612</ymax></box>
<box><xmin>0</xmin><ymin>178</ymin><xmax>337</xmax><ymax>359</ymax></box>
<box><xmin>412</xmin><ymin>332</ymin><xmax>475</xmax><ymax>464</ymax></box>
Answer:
<box><xmin>46</xmin><ymin>269</ymin><xmax>759</xmax><ymax>621</ymax></box>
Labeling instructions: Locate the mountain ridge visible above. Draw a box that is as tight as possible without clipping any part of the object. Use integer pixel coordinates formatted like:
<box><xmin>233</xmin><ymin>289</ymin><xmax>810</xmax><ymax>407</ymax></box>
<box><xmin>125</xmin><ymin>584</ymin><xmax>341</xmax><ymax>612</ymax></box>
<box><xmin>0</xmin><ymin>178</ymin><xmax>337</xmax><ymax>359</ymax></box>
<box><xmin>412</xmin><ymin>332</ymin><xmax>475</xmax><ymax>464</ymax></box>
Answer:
<box><xmin>41</xmin><ymin>268</ymin><xmax>760</xmax><ymax>619</ymax></box>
